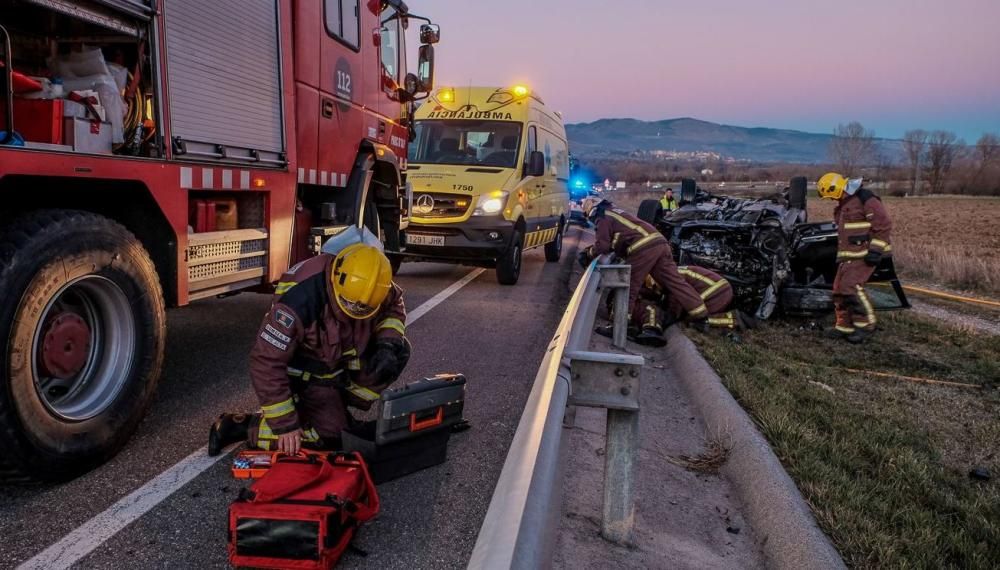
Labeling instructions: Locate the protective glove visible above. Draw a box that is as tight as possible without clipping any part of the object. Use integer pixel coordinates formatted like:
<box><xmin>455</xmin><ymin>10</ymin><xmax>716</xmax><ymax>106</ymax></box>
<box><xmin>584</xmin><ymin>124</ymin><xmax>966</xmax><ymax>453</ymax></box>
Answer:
<box><xmin>864</xmin><ymin>249</ymin><xmax>883</xmax><ymax>267</ymax></box>
<box><xmin>577</xmin><ymin>249</ymin><xmax>592</xmax><ymax>269</ymax></box>
<box><xmin>364</xmin><ymin>340</ymin><xmax>406</xmax><ymax>385</ymax></box>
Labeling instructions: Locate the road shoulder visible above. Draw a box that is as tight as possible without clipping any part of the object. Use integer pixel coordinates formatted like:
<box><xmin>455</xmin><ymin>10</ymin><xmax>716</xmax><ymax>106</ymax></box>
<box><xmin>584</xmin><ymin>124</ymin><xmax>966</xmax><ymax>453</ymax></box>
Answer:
<box><xmin>553</xmin><ymin>332</ymin><xmax>766</xmax><ymax>569</ymax></box>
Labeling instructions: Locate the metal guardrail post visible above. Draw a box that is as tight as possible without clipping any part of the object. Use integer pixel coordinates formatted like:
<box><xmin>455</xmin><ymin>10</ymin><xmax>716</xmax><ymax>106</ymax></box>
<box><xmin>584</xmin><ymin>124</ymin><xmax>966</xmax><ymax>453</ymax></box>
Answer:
<box><xmin>603</xmin><ymin>407</ymin><xmax>639</xmax><ymax>543</ymax></box>
<box><xmin>567</xmin><ymin>264</ymin><xmax>642</xmax><ymax>546</ymax></box>
<box><xmin>469</xmin><ymin>261</ymin><xmax>644</xmax><ymax>568</ymax></box>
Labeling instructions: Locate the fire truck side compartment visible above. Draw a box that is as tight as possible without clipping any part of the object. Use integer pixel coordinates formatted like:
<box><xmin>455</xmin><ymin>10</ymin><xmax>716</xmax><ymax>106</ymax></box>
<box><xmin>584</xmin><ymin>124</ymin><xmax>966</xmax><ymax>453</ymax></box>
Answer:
<box><xmin>163</xmin><ymin>0</ymin><xmax>285</xmax><ymax>165</ymax></box>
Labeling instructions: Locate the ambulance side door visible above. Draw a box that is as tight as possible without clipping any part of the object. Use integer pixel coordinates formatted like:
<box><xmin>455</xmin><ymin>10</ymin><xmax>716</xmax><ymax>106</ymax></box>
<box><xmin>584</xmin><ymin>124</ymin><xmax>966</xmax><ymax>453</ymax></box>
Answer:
<box><xmin>524</xmin><ymin>124</ymin><xmax>544</xmax><ymax>223</ymax></box>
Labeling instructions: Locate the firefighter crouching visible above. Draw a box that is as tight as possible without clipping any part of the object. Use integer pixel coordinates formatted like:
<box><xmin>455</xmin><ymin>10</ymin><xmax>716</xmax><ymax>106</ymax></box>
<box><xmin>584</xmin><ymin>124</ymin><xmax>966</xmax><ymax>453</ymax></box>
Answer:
<box><xmin>817</xmin><ymin>173</ymin><xmax>892</xmax><ymax>344</ymax></box>
<box><xmin>208</xmin><ymin>244</ymin><xmax>410</xmax><ymax>456</ymax></box>
<box><xmin>633</xmin><ymin>267</ymin><xmax>756</xmax><ymax>336</ymax></box>
<box><xmin>578</xmin><ymin>200</ymin><xmax>708</xmax><ymax>347</ymax></box>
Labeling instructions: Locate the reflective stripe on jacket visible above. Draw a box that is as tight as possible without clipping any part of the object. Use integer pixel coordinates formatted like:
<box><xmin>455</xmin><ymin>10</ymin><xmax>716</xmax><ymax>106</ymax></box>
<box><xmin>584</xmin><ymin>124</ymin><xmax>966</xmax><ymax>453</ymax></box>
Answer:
<box><xmin>248</xmin><ymin>254</ymin><xmax>407</xmax><ymax>434</ymax></box>
<box><xmin>593</xmin><ymin>208</ymin><xmax>666</xmax><ymax>258</ymax></box>
<box><xmin>834</xmin><ymin>189</ymin><xmax>892</xmax><ymax>262</ymax></box>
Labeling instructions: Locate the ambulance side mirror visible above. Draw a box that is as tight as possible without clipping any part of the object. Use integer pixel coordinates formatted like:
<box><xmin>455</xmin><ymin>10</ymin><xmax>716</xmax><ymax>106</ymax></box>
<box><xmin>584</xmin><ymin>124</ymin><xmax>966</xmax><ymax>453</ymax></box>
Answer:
<box><xmin>526</xmin><ymin>151</ymin><xmax>545</xmax><ymax>177</ymax></box>
<box><xmin>417</xmin><ymin>45</ymin><xmax>435</xmax><ymax>93</ymax></box>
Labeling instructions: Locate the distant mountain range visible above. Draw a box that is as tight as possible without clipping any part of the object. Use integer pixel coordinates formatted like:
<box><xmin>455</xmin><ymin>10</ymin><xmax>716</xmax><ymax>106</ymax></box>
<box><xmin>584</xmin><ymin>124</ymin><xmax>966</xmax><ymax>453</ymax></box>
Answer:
<box><xmin>566</xmin><ymin>117</ymin><xmax>885</xmax><ymax>163</ymax></box>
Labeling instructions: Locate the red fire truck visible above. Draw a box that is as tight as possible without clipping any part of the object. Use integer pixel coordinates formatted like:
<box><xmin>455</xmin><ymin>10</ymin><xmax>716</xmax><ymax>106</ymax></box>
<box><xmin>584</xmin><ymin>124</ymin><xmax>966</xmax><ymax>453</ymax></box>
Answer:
<box><xmin>0</xmin><ymin>0</ymin><xmax>439</xmax><ymax>482</ymax></box>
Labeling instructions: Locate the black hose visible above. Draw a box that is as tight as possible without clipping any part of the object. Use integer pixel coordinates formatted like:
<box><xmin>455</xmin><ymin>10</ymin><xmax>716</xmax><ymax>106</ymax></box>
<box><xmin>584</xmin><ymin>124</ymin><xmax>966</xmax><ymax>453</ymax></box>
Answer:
<box><xmin>0</xmin><ymin>24</ymin><xmax>14</xmax><ymax>145</ymax></box>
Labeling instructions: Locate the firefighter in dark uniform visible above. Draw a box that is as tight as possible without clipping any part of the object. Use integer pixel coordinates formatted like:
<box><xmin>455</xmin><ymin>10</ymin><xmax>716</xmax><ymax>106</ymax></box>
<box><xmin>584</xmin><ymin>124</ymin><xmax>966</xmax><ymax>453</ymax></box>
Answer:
<box><xmin>817</xmin><ymin>173</ymin><xmax>892</xmax><ymax>344</ymax></box>
<box><xmin>208</xmin><ymin>244</ymin><xmax>409</xmax><ymax>455</ymax></box>
<box><xmin>633</xmin><ymin>266</ymin><xmax>756</xmax><ymax>334</ymax></box>
<box><xmin>579</xmin><ymin>200</ymin><xmax>707</xmax><ymax>346</ymax></box>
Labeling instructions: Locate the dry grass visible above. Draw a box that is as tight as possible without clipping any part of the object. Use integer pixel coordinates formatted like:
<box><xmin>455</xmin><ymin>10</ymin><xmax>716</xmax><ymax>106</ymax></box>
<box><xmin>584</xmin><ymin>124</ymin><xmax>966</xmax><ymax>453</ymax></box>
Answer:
<box><xmin>667</xmin><ymin>438</ymin><xmax>730</xmax><ymax>474</ymax></box>
<box><xmin>605</xmin><ymin>190</ymin><xmax>1000</xmax><ymax>297</ymax></box>
<box><xmin>808</xmin><ymin>196</ymin><xmax>1000</xmax><ymax>296</ymax></box>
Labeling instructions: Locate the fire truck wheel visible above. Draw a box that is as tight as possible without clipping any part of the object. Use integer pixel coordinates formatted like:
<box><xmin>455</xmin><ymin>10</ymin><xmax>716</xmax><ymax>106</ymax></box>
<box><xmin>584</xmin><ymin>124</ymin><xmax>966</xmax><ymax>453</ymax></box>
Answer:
<box><xmin>0</xmin><ymin>209</ymin><xmax>165</xmax><ymax>483</ymax></box>
<box><xmin>544</xmin><ymin>222</ymin><xmax>564</xmax><ymax>262</ymax></box>
<box><xmin>496</xmin><ymin>231</ymin><xmax>523</xmax><ymax>285</ymax></box>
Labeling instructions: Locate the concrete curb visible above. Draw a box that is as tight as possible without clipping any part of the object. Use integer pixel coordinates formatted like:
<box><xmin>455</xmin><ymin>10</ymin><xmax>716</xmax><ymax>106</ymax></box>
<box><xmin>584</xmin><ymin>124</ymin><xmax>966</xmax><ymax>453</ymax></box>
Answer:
<box><xmin>665</xmin><ymin>326</ymin><xmax>846</xmax><ymax>570</ymax></box>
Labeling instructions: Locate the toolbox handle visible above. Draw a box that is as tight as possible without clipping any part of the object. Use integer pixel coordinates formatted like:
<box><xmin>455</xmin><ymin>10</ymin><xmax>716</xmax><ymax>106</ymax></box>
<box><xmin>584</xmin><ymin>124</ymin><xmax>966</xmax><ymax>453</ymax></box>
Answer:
<box><xmin>409</xmin><ymin>407</ymin><xmax>444</xmax><ymax>432</ymax></box>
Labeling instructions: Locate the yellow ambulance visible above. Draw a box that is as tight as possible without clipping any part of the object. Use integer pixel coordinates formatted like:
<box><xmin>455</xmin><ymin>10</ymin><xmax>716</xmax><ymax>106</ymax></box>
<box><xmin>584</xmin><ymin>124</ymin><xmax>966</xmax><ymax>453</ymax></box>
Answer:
<box><xmin>398</xmin><ymin>86</ymin><xmax>571</xmax><ymax>285</ymax></box>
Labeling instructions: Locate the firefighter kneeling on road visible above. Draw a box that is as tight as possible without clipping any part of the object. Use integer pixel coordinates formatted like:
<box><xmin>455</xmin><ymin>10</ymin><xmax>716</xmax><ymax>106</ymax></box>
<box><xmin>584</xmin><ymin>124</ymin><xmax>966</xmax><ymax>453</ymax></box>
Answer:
<box><xmin>578</xmin><ymin>199</ymin><xmax>708</xmax><ymax>347</ymax></box>
<box><xmin>208</xmin><ymin>244</ymin><xmax>409</xmax><ymax>456</ymax></box>
<box><xmin>817</xmin><ymin>172</ymin><xmax>892</xmax><ymax>344</ymax></box>
<box><xmin>632</xmin><ymin>266</ymin><xmax>756</xmax><ymax>336</ymax></box>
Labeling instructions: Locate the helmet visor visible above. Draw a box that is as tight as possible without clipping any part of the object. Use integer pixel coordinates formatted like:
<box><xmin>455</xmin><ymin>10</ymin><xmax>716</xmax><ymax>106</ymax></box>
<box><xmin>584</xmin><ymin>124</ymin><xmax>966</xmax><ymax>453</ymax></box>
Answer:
<box><xmin>337</xmin><ymin>295</ymin><xmax>379</xmax><ymax>319</ymax></box>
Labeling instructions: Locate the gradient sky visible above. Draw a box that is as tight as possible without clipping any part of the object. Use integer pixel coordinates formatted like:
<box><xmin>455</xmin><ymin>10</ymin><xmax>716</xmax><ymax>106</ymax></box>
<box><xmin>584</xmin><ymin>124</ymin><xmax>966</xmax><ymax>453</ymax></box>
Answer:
<box><xmin>416</xmin><ymin>0</ymin><xmax>1000</xmax><ymax>141</ymax></box>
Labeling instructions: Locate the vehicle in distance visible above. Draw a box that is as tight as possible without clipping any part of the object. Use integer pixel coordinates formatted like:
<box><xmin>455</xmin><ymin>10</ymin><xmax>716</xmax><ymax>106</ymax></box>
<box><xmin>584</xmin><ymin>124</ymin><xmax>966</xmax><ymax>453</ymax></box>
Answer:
<box><xmin>395</xmin><ymin>85</ymin><xmax>571</xmax><ymax>285</ymax></box>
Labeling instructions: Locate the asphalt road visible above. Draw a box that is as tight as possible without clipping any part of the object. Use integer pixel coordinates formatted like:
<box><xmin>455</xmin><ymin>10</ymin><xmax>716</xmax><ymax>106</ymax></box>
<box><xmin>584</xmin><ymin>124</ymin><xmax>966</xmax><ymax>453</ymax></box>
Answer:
<box><xmin>0</xmin><ymin>227</ymin><xmax>586</xmax><ymax>569</ymax></box>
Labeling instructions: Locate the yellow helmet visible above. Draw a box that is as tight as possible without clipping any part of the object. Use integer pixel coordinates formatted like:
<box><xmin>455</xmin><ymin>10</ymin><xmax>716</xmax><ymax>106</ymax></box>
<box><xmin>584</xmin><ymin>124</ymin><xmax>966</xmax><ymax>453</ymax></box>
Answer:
<box><xmin>331</xmin><ymin>244</ymin><xmax>392</xmax><ymax>319</ymax></box>
<box><xmin>817</xmin><ymin>172</ymin><xmax>848</xmax><ymax>200</ymax></box>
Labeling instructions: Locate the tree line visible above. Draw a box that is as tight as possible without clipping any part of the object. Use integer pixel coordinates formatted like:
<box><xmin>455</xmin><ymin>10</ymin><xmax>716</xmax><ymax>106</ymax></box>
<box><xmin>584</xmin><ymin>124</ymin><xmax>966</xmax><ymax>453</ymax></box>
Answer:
<box><xmin>578</xmin><ymin>124</ymin><xmax>1000</xmax><ymax>197</ymax></box>
<box><xmin>830</xmin><ymin>121</ymin><xmax>1000</xmax><ymax>196</ymax></box>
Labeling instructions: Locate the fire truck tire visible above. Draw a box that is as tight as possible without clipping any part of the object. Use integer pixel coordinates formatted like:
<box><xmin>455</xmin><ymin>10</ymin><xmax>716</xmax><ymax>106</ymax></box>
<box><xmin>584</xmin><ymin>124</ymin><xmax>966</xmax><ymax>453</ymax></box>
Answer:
<box><xmin>0</xmin><ymin>209</ymin><xmax>165</xmax><ymax>483</ymax></box>
<box><xmin>544</xmin><ymin>221</ymin><xmax>563</xmax><ymax>262</ymax></box>
<box><xmin>496</xmin><ymin>231</ymin><xmax>523</xmax><ymax>285</ymax></box>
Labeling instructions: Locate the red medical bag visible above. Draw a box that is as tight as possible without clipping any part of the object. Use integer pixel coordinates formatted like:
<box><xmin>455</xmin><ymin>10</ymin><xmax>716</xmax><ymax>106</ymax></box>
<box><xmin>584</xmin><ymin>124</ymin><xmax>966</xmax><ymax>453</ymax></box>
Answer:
<box><xmin>228</xmin><ymin>452</ymin><xmax>379</xmax><ymax>569</ymax></box>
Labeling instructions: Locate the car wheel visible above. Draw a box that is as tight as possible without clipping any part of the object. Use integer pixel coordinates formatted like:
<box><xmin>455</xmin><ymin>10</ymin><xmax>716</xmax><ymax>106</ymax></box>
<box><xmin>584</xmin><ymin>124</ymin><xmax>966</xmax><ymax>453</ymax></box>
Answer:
<box><xmin>637</xmin><ymin>199</ymin><xmax>663</xmax><ymax>224</ymax></box>
<box><xmin>496</xmin><ymin>231</ymin><xmax>523</xmax><ymax>285</ymax></box>
<box><xmin>544</xmin><ymin>224</ymin><xmax>563</xmax><ymax>262</ymax></box>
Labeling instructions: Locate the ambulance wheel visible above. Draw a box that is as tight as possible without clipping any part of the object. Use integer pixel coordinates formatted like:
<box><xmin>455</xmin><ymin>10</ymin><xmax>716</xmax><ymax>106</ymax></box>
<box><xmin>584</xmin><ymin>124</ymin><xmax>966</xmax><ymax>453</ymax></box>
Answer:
<box><xmin>544</xmin><ymin>222</ymin><xmax>563</xmax><ymax>262</ymax></box>
<box><xmin>496</xmin><ymin>231</ymin><xmax>523</xmax><ymax>285</ymax></box>
<box><xmin>0</xmin><ymin>210</ymin><xmax>165</xmax><ymax>483</ymax></box>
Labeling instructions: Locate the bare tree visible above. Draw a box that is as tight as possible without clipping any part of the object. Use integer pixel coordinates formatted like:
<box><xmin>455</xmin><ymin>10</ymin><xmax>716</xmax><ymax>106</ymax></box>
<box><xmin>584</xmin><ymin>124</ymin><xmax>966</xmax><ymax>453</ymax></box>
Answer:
<box><xmin>925</xmin><ymin>130</ymin><xmax>961</xmax><ymax>194</ymax></box>
<box><xmin>829</xmin><ymin>122</ymin><xmax>876</xmax><ymax>177</ymax></box>
<box><xmin>902</xmin><ymin>129</ymin><xmax>928</xmax><ymax>194</ymax></box>
<box><xmin>974</xmin><ymin>133</ymin><xmax>1000</xmax><ymax>183</ymax></box>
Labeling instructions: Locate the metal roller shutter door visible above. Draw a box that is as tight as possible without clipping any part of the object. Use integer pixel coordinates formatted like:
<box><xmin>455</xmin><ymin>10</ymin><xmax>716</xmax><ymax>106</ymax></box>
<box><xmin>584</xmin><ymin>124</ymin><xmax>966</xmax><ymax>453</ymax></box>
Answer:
<box><xmin>164</xmin><ymin>0</ymin><xmax>284</xmax><ymax>161</ymax></box>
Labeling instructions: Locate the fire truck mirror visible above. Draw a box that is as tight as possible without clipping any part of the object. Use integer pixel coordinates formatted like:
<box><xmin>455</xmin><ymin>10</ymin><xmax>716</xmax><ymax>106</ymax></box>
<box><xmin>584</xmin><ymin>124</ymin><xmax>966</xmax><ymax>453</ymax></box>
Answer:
<box><xmin>419</xmin><ymin>23</ymin><xmax>440</xmax><ymax>44</ymax></box>
<box><xmin>417</xmin><ymin>45</ymin><xmax>435</xmax><ymax>93</ymax></box>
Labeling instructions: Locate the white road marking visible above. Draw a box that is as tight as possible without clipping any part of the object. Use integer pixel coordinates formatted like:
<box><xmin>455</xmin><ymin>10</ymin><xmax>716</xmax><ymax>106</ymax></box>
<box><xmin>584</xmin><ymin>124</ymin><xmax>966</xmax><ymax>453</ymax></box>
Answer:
<box><xmin>17</xmin><ymin>445</ymin><xmax>235</xmax><ymax>570</ymax></box>
<box><xmin>408</xmin><ymin>268</ymin><xmax>485</xmax><ymax>322</ymax></box>
<box><xmin>17</xmin><ymin>268</ymin><xmax>485</xmax><ymax>570</ymax></box>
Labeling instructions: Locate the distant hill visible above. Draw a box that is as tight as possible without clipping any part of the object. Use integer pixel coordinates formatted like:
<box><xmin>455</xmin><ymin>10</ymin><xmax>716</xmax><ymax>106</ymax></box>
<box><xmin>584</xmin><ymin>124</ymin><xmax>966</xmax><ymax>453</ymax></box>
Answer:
<box><xmin>566</xmin><ymin>117</ymin><xmax>842</xmax><ymax>163</ymax></box>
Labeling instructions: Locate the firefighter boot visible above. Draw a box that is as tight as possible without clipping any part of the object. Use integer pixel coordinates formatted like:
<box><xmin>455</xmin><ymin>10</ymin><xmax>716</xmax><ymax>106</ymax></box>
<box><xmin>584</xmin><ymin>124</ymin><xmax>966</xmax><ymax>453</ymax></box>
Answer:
<box><xmin>847</xmin><ymin>327</ymin><xmax>875</xmax><ymax>345</ymax></box>
<box><xmin>595</xmin><ymin>324</ymin><xmax>640</xmax><ymax>341</ymax></box>
<box><xmin>635</xmin><ymin>326</ymin><xmax>667</xmax><ymax>347</ymax></box>
<box><xmin>208</xmin><ymin>413</ymin><xmax>258</xmax><ymax>456</ymax></box>
<box><xmin>824</xmin><ymin>325</ymin><xmax>854</xmax><ymax>340</ymax></box>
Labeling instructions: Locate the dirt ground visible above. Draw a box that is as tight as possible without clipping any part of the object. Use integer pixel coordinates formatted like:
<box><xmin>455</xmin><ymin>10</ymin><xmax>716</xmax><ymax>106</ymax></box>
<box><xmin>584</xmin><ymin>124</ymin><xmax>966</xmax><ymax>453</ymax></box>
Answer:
<box><xmin>554</xmin><ymin>334</ymin><xmax>765</xmax><ymax>569</ymax></box>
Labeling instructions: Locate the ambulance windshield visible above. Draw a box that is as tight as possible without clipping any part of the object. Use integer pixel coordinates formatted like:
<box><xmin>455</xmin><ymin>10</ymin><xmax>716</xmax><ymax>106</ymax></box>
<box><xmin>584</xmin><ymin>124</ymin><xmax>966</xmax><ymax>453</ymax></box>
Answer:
<box><xmin>409</xmin><ymin>120</ymin><xmax>523</xmax><ymax>168</ymax></box>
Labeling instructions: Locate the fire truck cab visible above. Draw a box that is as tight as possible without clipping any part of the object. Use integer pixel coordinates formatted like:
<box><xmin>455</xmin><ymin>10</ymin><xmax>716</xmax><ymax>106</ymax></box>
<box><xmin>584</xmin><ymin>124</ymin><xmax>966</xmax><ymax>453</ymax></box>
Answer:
<box><xmin>0</xmin><ymin>0</ymin><xmax>439</xmax><ymax>482</ymax></box>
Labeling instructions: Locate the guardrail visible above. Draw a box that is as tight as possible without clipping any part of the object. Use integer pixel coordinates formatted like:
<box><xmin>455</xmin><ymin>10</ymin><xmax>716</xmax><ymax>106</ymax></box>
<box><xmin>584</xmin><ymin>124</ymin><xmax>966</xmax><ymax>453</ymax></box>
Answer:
<box><xmin>468</xmin><ymin>260</ymin><xmax>645</xmax><ymax>569</ymax></box>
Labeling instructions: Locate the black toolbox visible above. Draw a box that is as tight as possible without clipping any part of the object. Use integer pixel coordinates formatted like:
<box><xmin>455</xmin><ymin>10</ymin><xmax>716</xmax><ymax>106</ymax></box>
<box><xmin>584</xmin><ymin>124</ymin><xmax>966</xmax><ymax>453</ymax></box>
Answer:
<box><xmin>343</xmin><ymin>373</ymin><xmax>466</xmax><ymax>484</ymax></box>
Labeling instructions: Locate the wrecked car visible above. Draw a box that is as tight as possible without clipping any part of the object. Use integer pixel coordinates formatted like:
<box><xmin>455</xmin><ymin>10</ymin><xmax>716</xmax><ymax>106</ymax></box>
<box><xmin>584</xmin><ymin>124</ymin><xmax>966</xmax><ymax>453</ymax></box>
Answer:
<box><xmin>636</xmin><ymin>178</ymin><xmax>910</xmax><ymax>319</ymax></box>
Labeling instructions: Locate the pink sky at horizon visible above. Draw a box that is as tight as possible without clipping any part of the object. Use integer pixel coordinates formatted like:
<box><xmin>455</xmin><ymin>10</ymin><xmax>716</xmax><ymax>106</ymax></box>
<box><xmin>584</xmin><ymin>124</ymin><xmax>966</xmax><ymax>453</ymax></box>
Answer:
<box><xmin>416</xmin><ymin>0</ymin><xmax>1000</xmax><ymax>141</ymax></box>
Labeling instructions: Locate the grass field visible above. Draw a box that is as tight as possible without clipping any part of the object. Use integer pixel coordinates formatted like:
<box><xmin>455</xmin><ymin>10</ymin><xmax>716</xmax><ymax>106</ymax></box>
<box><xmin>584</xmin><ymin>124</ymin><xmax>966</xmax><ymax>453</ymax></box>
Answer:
<box><xmin>605</xmin><ymin>189</ymin><xmax>1000</xmax><ymax>297</ymax></box>
<box><xmin>692</xmin><ymin>313</ymin><xmax>1000</xmax><ymax>569</ymax></box>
